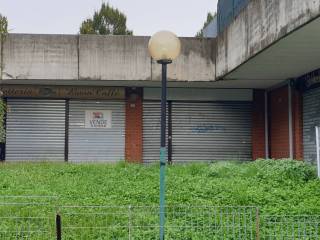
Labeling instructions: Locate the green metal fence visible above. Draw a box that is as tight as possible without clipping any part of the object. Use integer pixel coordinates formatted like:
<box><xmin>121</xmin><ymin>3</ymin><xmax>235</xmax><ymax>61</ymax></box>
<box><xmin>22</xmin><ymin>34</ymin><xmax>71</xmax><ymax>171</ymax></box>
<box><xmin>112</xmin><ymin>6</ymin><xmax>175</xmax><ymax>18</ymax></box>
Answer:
<box><xmin>261</xmin><ymin>215</ymin><xmax>320</xmax><ymax>240</ymax></box>
<box><xmin>59</xmin><ymin>205</ymin><xmax>258</xmax><ymax>239</ymax></box>
<box><xmin>0</xmin><ymin>196</ymin><xmax>319</xmax><ymax>239</ymax></box>
<box><xmin>0</xmin><ymin>196</ymin><xmax>57</xmax><ymax>239</ymax></box>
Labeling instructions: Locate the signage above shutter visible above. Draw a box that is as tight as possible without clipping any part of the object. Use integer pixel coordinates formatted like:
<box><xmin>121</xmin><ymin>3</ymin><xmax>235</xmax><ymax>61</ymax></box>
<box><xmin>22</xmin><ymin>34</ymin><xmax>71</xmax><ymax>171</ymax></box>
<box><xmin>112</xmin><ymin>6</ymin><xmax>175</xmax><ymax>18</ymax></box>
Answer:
<box><xmin>0</xmin><ymin>85</ymin><xmax>125</xmax><ymax>100</ymax></box>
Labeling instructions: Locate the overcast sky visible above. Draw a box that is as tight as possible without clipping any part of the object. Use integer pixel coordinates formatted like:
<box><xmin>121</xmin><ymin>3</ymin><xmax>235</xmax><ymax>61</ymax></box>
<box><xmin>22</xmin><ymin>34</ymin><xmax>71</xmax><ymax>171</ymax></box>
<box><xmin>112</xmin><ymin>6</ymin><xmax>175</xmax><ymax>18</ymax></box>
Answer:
<box><xmin>0</xmin><ymin>0</ymin><xmax>218</xmax><ymax>37</ymax></box>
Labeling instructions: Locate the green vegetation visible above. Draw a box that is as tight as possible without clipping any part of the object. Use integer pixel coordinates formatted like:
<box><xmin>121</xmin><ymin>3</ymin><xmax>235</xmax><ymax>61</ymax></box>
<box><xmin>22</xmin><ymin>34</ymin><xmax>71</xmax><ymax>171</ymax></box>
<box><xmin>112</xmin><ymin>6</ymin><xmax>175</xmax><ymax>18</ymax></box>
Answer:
<box><xmin>0</xmin><ymin>160</ymin><xmax>319</xmax><ymax>238</ymax></box>
<box><xmin>0</xmin><ymin>159</ymin><xmax>319</xmax><ymax>215</ymax></box>
<box><xmin>0</xmin><ymin>14</ymin><xmax>8</xmax><ymax>142</ymax></box>
<box><xmin>0</xmin><ymin>14</ymin><xmax>7</xmax><ymax>36</ymax></box>
<box><xmin>80</xmin><ymin>3</ymin><xmax>132</xmax><ymax>35</ymax></box>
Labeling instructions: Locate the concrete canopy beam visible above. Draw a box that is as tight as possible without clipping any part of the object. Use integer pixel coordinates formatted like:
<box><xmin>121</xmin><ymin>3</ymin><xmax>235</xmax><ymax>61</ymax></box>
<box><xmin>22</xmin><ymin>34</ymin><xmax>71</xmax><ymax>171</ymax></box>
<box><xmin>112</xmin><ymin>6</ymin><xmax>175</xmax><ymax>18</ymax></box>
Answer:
<box><xmin>1</xmin><ymin>34</ymin><xmax>217</xmax><ymax>84</ymax></box>
<box><xmin>217</xmin><ymin>0</ymin><xmax>320</xmax><ymax>79</ymax></box>
<box><xmin>2</xmin><ymin>34</ymin><xmax>78</xmax><ymax>80</ymax></box>
<box><xmin>225</xmin><ymin>16</ymin><xmax>320</xmax><ymax>84</ymax></box>
<box><xmin>79</xmin><ymin>35</ymin><xmax>151</xmax><ymax>81</ymax></box>
<box><xmin>151</xmin><ymin>38</ymin><xmax>216</xmax><ymax>82</ymax></box>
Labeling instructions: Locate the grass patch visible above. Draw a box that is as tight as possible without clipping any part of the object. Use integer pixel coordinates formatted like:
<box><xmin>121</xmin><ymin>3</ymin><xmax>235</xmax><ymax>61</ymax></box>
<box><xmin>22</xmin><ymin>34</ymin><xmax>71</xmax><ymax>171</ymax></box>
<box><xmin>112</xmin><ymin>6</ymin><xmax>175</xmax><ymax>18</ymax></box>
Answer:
<box><xmin>0</xmin><ymin>159</ymin><xmax>319</xmax><ymax>215</ymax></box>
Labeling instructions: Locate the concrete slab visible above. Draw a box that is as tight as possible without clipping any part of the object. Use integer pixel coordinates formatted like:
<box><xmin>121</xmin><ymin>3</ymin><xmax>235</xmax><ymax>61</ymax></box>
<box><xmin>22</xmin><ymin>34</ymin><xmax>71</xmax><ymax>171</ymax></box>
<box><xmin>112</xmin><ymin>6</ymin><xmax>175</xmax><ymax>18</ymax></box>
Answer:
<box><xmin>79</xmin><ymin>35</ymin><xmax>151</xmax><ymax>81</ymax></box>
<box><xmin>2</xmin><ymin>34</ymin><xmax>78</xmax><ymax>80</ymax></box>
<box><xmin>217</xmin><ymin>0</ymin><xmax>320</xmax><ymax>78</ymax></box>
<box><xmin>225</xmin><ymin>16</ymin><xmax>320</xmax><ymax>85</ymax></box>
<box><xmin>151</xmin><ymin>38</ymin><xmax>216</xmax><ymax>82</ymax></box>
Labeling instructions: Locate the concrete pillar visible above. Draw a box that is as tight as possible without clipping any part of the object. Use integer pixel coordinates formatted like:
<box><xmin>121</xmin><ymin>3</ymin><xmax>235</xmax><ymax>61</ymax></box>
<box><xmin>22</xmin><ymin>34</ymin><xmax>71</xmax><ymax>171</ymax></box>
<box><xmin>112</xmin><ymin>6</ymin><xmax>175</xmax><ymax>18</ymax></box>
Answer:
<box><xmin>292</xmin><ymin>88</ymin><xmax>304</xmax><ymax>160</ymax></box>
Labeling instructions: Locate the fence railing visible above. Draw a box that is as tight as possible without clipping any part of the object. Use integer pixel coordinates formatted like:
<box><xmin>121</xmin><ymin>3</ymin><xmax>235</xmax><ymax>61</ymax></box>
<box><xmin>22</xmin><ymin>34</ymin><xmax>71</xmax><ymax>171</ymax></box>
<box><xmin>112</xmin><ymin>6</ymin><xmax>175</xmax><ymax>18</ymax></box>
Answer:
<box><xmin>0</xmin><ymin>196</ymin><xmax>320</xmax><ymax>239</ymax></box>
<box><xmin>59</xmin><ymin>205</ymin><xmax>258</xmax><ymax>239</ymax></box>
<box><xmin>0</xmin><ymin>196</ymin><xmax>57</xmax><ymax>239</ymax></box>
<box><xmin>261</xmin><ymin>215</ymin><xmax>320</xmax><ymax>239</ymax></box>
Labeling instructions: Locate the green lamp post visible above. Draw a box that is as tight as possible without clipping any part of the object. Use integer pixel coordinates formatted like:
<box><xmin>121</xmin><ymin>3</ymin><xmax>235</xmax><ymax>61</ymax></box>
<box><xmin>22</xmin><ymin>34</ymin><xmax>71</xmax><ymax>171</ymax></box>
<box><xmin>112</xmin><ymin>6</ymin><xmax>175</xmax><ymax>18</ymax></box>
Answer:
<box><xmin>148</xmin><ymin>31</ymin><xmax>181</xmax><ymax>240</ymax></box>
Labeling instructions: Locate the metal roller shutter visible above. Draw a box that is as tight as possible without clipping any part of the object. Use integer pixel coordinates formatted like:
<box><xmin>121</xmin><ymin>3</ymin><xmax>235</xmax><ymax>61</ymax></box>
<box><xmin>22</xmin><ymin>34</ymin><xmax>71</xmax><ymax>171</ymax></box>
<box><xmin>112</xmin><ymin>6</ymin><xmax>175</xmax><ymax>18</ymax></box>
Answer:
<box><xmin>303</xmin><ymin>87</ymin><xmax>320</xmax><ymax>163</ymax></box>
<box><xmin>172</xmin><ymin>102</ymin><xmax>252</xmax><ymax>162</ymax></box>
<box><xmin>143</xmin><ymin>101</ymin><xmax>168</xmax><ymax>164</ymax></box>
<box><xmin>68</xmin><ymin>100</ymin><xmax>125</xmax><ymax>162</ymax></box>
<box><xmin>6</xmin><ymin>99</ymin><xmax>66</xmax><ymax>161</ymax></box>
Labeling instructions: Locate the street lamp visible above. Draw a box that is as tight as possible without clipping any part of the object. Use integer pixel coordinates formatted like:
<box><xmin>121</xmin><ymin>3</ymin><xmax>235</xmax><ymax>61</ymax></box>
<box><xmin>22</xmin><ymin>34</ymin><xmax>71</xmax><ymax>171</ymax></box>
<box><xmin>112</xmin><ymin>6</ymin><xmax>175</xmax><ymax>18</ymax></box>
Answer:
<box><xmin>148</xmin><ymin>31</ymin><xmax>181</xmax><ymax>240</ymax></box>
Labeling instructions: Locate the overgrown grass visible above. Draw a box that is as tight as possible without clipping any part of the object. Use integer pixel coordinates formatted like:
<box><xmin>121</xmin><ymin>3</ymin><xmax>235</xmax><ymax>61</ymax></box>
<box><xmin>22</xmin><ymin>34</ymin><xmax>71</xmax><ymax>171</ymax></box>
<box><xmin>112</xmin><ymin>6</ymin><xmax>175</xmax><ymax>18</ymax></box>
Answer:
<box><xmin>0</xmin><ymin>159</ymin><xmax>319</xmax><ymax>215</ymax></box>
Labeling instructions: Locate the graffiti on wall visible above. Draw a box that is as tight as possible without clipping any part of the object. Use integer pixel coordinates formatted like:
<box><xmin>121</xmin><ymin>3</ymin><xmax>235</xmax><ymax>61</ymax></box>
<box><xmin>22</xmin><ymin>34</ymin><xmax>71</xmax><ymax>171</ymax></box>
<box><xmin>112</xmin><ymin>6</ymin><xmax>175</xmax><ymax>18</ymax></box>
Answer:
<box><xmin>192</xmin><ymin>124</ymin><xmax>226</xmax><ymax>134</ymax></box>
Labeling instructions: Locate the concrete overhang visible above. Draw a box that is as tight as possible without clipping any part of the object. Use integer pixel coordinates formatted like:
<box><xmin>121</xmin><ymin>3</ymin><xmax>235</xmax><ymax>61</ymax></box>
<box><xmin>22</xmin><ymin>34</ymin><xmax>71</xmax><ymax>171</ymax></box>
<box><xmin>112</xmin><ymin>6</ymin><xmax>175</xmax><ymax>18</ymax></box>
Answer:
<box><xmin>1</xmin><ymin>32</ymin><xmax>257</xmax><ymax>89</ymax></box>
<box><xmin>0</xmin><ymin>34</ymin><xmax>216</xmax><ymax>84</ymax></box>
<box><xmin>216</xmin><ymin>0</ymin><xmax>320</xmax><ymax>89</ymax></box>
<box><xmin>221</xmin><ymin>16</ymin><xmax>320</xmax><ymax>89</ymax></box>
<box><xmin>0</xmin><ymin>78</ymin><xmax>274</xmax><ymax>89</ymax></box>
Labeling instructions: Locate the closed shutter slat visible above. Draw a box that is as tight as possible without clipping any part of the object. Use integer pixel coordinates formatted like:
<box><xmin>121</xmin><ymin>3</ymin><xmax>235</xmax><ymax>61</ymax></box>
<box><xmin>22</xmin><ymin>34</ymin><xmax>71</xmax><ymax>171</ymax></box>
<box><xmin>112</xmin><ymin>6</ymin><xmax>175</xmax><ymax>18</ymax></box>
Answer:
<box><xmin>303</xmin><ymin>87</ymin><xmax>320</xmax><ymax>163</ymax></box>
<box><xmin>68</xmin><ymin>100</ymin><xmax>125</xmax><ymax>162</ymax></box>
<box><xmin>143</xmin><ymin>101</ymin><xmax>168</xmax><ymax>164</ymax></box>
<box><xmin>143</xmin><ymin>101</ymin><xmax>252</xmax><ymax>163</ymax></box>
<box><xmin>6</xmin><ymin>99</ymin><xmax>66</xmax><ymax>161</ymax></box>
<box><xmin>172</xmin><ymin>102</ymin><xmax>252</xmax><ymax>162</ymax></box>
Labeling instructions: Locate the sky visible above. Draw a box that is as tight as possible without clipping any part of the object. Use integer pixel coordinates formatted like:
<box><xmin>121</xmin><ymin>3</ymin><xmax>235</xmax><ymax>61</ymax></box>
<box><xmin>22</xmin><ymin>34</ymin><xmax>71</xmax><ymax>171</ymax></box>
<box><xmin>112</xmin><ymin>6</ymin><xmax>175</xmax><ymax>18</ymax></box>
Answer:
<box><xmin>0</xmin><ymin>0</ymin><xmax>218</xmax><ymax>37</ymax></box>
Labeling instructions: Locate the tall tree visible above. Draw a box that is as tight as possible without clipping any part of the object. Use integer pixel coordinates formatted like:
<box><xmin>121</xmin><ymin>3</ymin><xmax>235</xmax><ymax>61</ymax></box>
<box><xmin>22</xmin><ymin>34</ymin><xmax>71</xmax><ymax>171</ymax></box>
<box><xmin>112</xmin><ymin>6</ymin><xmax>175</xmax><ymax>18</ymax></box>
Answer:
<box><xmin>0</xmin><ymin>14</ymin><xmax>7</xmax><ymax>145</ymax></box>
<box><xmin>196</xmin><ymin>12</ymin><xmax>216</xmax><ymax>38</ymax></box>
<box><xmin>80</xmin><ymin>3</ymin><xmax>132</xmax><ymax>35</ymax></box>
<box><xmin>0</xmin><ymin>14</ymin><xmax>8</xmax><ymax>36</ymax></box>
<box><xmin>0</xmin><ymin>14</ymin><xmax>7</xmax><ymax>75</ymax></box>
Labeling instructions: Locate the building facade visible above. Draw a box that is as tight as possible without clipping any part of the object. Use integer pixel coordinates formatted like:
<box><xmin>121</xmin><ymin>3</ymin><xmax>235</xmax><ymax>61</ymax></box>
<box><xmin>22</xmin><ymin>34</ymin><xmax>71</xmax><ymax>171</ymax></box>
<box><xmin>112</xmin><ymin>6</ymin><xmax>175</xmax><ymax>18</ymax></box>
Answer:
<box><xmin>0</xmin><ymin>34</ymin><xmax>254</xmax><ymax>163</ymax></box>
<box><xmin>0</xmin><ymin>0</ymin><xmax>320</xmax><ymax>164</ymax></box>
<box><xmin>1</xmin><ymin>84</ymin><xmax>254</xmax><ymax>163</ymax></box>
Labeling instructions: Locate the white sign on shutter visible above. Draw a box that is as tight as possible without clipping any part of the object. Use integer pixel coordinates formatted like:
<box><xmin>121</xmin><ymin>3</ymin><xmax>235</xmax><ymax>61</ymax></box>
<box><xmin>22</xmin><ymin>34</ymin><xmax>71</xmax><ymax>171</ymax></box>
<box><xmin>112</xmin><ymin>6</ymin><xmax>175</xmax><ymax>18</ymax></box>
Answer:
<box><xmin>85</xmin><ymin>110</ymin><xmax>112</xmax><ymax>128</ymax></box>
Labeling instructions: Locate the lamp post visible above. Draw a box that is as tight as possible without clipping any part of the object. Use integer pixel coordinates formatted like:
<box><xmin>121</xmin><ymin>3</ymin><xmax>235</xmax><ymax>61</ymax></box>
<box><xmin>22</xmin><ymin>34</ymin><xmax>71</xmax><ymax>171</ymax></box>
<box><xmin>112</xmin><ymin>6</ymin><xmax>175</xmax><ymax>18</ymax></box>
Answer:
<box><xmin>148</xmin><ymin>31</ymin><xmax>181</xmax><ymax>240</ymax></box>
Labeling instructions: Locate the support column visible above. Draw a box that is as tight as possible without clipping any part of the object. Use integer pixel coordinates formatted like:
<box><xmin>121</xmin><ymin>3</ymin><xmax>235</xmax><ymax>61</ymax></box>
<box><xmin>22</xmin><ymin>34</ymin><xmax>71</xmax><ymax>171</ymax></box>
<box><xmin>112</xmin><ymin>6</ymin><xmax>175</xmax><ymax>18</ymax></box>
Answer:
<box><xmin>252</xmin><ymin>90</ymin><xmax>266</xmax><ymax>160</ymax></box>
<box><xmin>269</xmin><ymin>85</ymin><xmax>290</xmax><ymax>159</ymax></box>
<box><xmin>125</xmin><ymin>87</ymin><xmax>143</xmax><ymax>163</ymax></box>
<box><xmin>288</xmin><ymin>82</ymin><xmax>294</xmax><ymax>159</ymax></box>
<box><xmin>292</xmin><ymin>87</ymin><xmax>303</xmax><ymax>160</ymax></box>
<box><xmin>268</xmin><ymin>83</ymin><xmax>304</xmax><ymax>160</ymax></box>
<box><xmin>264</xmin><ymin>91</ymin><xmax>269</xmax><ymax>159</ymax></box>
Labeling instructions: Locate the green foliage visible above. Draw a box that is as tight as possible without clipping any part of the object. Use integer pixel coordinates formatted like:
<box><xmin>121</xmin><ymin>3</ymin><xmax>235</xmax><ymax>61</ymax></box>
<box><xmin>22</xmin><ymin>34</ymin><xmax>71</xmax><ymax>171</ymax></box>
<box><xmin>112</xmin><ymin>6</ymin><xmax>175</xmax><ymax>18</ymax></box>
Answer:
<box><xmin>80</xmin><ymin>3</ymin><xmax>132</xmax><ymax>35</ymax></box>
<box><xmin>196</xmin><ymin>12</ymin><xmax>216</xmax><ymax>38</ymax></box>
<box><xmin>0</xmin><ymin>14</ymin><xmax>8</xmax><ymax>35</ymax></box>
<box><xmin>0</xmin><ymin>160</ymin><xmax>319</xmax><ymax>216</ymax></box>
<box><xmin>0</xmin><ymin>160</ymin><xmax>319</xmax><ymax>238</ymax></box>
<box><xmin>207</xmin><ymin>159</ymin><xmax>316</xmax><ymax>182</ymax></box>
<box><xmin>253</xmin><ymin>159</ymin><xmax>316</xmax><ymax>182</ymax></box>
<box><xmin>0</xmin><ymin>14</ymin><xmax>7</xmax><ymax>142</ymax></box>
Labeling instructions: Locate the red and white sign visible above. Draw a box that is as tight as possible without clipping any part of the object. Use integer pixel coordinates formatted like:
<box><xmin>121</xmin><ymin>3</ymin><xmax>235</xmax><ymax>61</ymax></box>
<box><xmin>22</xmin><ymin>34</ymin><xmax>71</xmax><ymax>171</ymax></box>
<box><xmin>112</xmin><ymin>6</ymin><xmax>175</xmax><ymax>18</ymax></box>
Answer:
<box><xmin>85</xmin><ymin>110</ymin><xmax>112</xmax><ymax>128</ymax></box>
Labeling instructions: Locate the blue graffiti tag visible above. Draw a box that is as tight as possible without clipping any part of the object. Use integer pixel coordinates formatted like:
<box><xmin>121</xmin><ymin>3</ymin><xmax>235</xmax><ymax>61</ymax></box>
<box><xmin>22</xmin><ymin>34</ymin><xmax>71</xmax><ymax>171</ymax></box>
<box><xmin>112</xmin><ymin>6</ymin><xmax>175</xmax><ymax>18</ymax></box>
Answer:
<box><xmin>192</xmin><ymin>124</ymin><xmax>226</xmax><ymax>134</ymax></box>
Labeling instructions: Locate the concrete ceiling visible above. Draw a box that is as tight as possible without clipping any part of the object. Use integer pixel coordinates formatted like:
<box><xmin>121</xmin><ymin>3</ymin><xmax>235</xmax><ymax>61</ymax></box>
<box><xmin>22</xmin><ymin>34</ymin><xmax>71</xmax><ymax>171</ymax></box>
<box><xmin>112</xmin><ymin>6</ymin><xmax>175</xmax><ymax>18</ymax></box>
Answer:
<box><xmin>223</xmin><ymin>16</ymin><xmax>320</xmax><ymax>89</ymax></box>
